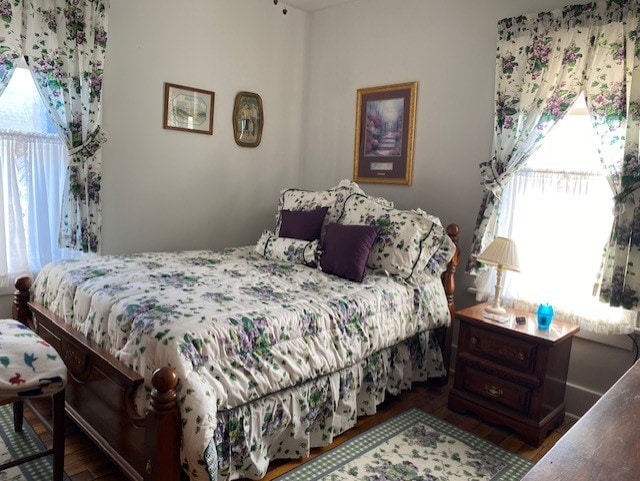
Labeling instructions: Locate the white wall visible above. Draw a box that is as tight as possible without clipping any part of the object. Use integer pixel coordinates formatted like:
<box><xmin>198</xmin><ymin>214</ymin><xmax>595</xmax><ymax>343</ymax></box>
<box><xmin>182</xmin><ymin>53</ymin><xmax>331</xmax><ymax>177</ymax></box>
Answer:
<box><xmin>100</xmin><ymin>0</ymin><xmax>309</xmax><ymax>254</ymax></box>
<box><xmin>300</xmin><ymin>0</ymin><xmax>637</xmax><ymax>416</ymax></box>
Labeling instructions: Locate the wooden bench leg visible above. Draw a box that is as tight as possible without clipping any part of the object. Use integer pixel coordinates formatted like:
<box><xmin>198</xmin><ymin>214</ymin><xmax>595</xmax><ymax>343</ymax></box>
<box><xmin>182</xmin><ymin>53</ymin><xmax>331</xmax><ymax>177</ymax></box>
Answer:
<box><xmin>12</xmin><ymin>400</ymin><xmax>24</xmax><ymax>433</ymax></box>
<box><xmin>52</xmin><ymin>390</ymin><xmax>65</xmax><ymax>481</ymax></box>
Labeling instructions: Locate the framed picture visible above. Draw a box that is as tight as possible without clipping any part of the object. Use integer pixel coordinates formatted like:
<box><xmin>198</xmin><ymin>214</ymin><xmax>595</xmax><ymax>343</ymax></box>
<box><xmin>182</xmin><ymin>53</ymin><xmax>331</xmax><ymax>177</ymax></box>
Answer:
<box><xmin>233</xmin><ymin>91</ymin><xmax>263</xmax><ymax>147</ymax></box>
<box><xmin>353</xmin><ymin>82</ymin><xmax>418</xmax><ymax>185</ymax></box>
<box><xmin>163</xmin><ymin>82</ymin><xmax>215</xmax><ymax>135</ymax></box>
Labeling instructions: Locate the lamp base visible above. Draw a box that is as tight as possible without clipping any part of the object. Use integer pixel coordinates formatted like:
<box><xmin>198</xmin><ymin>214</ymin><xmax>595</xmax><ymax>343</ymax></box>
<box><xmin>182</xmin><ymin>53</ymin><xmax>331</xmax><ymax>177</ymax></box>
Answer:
<box><xmin>485</xmin><ymin>304</ymin><xmax>507</xmax><ymax>315</ymax></box>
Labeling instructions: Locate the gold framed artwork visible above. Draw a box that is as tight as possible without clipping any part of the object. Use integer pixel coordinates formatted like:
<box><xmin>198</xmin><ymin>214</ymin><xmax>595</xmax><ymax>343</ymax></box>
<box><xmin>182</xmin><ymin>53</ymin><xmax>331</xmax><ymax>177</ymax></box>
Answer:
<box><xmin>353</xmin><ymin>81</ymin><xmax>418</xmax><ymax>185</ymax></box>
<box><xmin>233</xmin><ymin>91</ymin><xmax>263</xmax><ymax>147</ymax></box>
<box><xmin>163</xmin><ymin>82</ymin><xmax>215</xmax><ymax>135</ymax></box>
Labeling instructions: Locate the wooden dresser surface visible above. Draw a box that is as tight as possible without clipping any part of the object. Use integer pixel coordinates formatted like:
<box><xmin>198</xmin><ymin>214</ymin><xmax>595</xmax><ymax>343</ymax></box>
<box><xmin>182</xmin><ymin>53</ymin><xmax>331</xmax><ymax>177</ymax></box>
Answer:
<box><xmin>522</xmin><ymin>359</ymin><xmax>640</xmax><ymax>480</ymax></box>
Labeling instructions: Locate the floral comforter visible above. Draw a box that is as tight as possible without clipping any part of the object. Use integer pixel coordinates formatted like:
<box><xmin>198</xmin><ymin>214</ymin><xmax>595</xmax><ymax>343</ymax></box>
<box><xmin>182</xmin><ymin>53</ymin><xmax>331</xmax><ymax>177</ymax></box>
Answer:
<box><xmin>31</xmin><ymin>246</ymin><xmax>451</xmax><ymax>480</ymax></box>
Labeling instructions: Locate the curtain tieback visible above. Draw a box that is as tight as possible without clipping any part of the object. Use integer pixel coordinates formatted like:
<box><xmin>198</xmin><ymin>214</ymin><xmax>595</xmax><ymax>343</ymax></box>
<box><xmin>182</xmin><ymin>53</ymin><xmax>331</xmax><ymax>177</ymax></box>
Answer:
<box><xmin>613</xmin><ymin>179</ymin><xmax>640</xmax><ymax>207</ymax></box>
<box><xmin>479</xmin><ymin>159</ymin><xmax>505</xmax><ymax>198</ymax></box>
<box><xmin>68</xmin><ymin>127</ymin><xmax>107</xmax><ymax>160</ymax></box>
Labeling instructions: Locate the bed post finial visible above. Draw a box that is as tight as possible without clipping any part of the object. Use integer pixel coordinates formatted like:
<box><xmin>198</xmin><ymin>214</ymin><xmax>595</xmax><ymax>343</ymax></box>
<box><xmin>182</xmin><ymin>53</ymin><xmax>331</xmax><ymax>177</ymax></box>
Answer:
<box><xmin>13</xmin><ymin>276</ymin><xmax>33</xmax><ymax>326</ymax></box>
<box><xmin>144</xmin><ymin>367</ymin><xmax>181</xmax><ymax>481</ymax></box>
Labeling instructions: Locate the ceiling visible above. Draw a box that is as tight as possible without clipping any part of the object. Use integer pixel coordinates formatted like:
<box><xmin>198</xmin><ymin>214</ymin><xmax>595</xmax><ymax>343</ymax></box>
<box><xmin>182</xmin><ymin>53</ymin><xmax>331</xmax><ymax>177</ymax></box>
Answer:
<box><xmin>283</xmin><ymin>0</ymin><xmax>353</xmax><ymax>13</ymax></box>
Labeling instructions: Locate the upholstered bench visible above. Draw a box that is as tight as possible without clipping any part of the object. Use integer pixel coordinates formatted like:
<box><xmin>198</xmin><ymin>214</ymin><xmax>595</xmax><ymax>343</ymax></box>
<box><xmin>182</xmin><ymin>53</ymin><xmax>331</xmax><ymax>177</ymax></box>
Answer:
<box><xmin>0</xmin><ymin>318</ymin><xmax>67</xmax><ymax>481</ymax></box>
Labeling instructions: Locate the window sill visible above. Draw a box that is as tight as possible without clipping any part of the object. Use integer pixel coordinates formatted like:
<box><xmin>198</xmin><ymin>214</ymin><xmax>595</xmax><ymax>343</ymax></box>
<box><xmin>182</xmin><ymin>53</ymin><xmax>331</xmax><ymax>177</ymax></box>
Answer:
<box><xmin>575</xmin><ymin>328</ymin><xmax>636</xmax><ymax>352</ymax></box>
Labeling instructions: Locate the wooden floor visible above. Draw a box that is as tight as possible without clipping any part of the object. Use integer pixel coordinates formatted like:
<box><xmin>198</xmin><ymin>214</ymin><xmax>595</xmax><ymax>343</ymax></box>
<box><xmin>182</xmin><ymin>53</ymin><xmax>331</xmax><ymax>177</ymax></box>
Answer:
<box><xmin>23</xmin><ymin>379</ymin><xmax>575</xmax><ymax>481</ymax></box>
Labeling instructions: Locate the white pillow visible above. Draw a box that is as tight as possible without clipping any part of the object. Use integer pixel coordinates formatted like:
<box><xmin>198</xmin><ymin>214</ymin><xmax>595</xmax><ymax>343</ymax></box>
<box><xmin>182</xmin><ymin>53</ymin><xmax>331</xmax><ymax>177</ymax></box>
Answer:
<box><xmin>255</xmin><ymin>231</ymin><xmax>319</xmax><ymax>266</ymax></box>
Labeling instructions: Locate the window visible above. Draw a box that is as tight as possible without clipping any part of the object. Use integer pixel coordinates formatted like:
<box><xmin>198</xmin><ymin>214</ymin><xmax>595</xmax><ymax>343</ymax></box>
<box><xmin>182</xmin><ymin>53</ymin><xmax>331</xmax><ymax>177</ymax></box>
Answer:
<box><xmin>475</xmin><ymin>95</ymin><xmax>636</xmax><ymax>334</ymax></box>
<box><xmin>0</xmin><ymin>64</ymin><xmax>79</xmax><ymax>288</ymax></box>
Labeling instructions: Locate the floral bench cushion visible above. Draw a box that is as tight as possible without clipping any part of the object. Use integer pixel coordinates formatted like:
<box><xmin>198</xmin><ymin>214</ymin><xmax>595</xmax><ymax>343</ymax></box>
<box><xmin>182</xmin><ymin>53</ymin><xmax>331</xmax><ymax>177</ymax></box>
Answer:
<box><xmin>0</xmin><ymin>319</ymin><xmax>66</xmax><ymax>399</ymax></box>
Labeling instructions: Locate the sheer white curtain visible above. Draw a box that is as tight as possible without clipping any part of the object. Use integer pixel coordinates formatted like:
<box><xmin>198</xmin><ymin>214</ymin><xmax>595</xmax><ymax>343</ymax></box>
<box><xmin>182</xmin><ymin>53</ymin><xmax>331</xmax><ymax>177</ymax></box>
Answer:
<box><xmin>0</xmin><ymin>131</ymin><xmax>79</xmax><ymax>287</ymax></box>
<box><xmin>0</xmin><ymin>132</ymin><xmax>29</xmax><ymax>283</ymax></box>
<box><xmin>475</xmin><ymin>98</ymin><xmax>637</xmax><ymax>335</ymax></box>
<box><xmin>0</xmin><ymin>67</ymin><xmax>79</xmax><ymax>288</ymax></box>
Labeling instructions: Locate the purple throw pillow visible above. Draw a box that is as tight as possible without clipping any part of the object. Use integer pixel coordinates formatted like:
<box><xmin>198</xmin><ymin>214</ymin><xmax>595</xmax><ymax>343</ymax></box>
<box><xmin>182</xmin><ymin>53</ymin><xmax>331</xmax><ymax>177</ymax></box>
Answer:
<box><xmin>279</xmin><ymin>207</ymin><xmax>329</xmax><ymax>241</ymax></box>
<box><xmin>320</xmin><ymin>223</ymin><xmax>380</xmax><ymax>282</ymax></box>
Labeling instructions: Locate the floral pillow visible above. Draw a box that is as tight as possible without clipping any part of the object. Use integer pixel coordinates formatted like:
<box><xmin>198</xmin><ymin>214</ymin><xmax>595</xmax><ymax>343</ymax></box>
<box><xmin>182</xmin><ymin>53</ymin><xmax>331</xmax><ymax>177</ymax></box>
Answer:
<box><xmin>338</xmin><ymin>194</ymin><xmax>446</xmax><ymax>280</ymax></box>
<box><xmin>275</xmin><ymin>180</ymin><xmax>365</xmax><ymax>240</ymax></box>
<box><xmin>255</xmin><ymin>231</ymin><xmax>319</xmax><ymax>266</ymax></box>
<box><xmin>423</xmin><ymin>218</ymin><xmax>456</xmax><ymax>277</ymax></box>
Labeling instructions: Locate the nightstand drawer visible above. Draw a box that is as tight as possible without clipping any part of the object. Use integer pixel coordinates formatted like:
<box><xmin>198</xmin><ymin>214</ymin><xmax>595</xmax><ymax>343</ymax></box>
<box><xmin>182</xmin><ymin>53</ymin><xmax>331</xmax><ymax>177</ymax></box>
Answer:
<box><xmin>460</xmin><ymin>364</ymin><xmax>532</xmax><ymax>413</ymax></box>
<box><xmin>463</xmin><ymin>325</ymin><xmax>537</xmax><ymax>373</ymax></box>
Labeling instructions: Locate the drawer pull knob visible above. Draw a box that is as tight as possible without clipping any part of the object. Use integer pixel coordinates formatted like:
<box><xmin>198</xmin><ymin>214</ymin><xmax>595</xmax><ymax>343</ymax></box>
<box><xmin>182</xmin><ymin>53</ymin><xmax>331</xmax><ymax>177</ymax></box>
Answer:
<box><xmin>517</xmin><ymin>352</ymin><xmax>526</xmax><ymax>361</ymax></box>
<box><xmin>485</xmin><ymin>385</ymin><xmax>503</xmax><ymax>398</ymax></box>
<box><xmin>470</xmin><ymin>336</ymin><xmax>478</xmax><ymax>345</ymax></box>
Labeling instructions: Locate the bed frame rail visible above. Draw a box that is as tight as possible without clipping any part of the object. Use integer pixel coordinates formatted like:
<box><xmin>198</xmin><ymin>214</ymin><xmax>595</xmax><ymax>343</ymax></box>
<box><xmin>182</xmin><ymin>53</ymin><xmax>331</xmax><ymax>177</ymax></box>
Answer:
<box><xmin>12</xmin><ymin>224</ymin><xmax>460</xmax><ymax>481</ymax></box>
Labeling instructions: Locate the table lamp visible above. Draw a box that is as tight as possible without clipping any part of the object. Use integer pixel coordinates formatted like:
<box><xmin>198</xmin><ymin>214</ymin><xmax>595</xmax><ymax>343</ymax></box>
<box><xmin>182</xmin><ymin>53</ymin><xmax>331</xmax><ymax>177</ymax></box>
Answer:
<box><xmin>477</xmin><ymin>237</ymin><xmax>520</xmax><ymax>315</ymax></box>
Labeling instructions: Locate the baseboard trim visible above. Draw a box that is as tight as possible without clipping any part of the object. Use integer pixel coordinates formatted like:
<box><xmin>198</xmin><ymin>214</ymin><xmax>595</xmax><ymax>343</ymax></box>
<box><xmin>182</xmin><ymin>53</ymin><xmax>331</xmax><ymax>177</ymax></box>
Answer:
<box><xmin>564</xmin><ymin>381</ymin><xmax>603</xmax><ymax>418</ymax></box>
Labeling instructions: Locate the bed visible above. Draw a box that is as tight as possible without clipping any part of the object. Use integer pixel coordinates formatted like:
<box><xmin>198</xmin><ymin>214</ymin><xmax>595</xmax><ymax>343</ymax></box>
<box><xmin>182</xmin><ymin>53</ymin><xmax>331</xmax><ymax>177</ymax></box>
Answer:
<box><xmin>12</xmin><ymin>181</ymin><xmax>460</xmax><ymax>481</ymax></box>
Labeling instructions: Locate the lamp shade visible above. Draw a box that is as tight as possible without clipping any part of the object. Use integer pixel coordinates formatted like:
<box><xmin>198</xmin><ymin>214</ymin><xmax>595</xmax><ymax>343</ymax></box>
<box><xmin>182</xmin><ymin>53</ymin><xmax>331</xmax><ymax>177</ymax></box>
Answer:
<box><xmin>477</xmin><ymin>237</ymin><xmax>520</xmax><ymax>272</ymax></box>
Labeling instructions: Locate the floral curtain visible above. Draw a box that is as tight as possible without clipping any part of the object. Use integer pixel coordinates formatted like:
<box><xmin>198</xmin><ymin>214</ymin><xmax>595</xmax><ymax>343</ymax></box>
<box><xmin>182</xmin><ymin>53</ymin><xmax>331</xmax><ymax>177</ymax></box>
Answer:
<box><xmin>0</xmin><ymin>1</ymin><xmax>22</xmax><ymax>96</ymax></box>
<box><xmin>588</xmin><ymin>3</ymin><xmax>640</xmax><ymax>309</ymax></box>
<box><xmin>0</xmin><ymin>0</ymin><xmax>109</xmax><ymax>253</ymax></box>
<box><xmin>467</xmin><ymin>5</ymin><xmax>594</xmax><ymax>274</ymax></box>
<box><xmin>469</xmin><ymin>1</ymin><xmax>640</xmax><ymax>311</ymax></box>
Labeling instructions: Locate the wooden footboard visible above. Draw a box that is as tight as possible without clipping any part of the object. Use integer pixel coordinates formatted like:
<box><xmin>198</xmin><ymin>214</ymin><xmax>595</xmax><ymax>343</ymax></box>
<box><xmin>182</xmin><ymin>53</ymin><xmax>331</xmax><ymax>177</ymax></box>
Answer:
<box><xmin>12</xmin><ymin>224</ymin><xmax>459</xmax><ymax>481</ymax></box>
<box><xmin>13</xmin><ymin>276</ymin><xmax>180</xmax><ymax>481</ymax></box>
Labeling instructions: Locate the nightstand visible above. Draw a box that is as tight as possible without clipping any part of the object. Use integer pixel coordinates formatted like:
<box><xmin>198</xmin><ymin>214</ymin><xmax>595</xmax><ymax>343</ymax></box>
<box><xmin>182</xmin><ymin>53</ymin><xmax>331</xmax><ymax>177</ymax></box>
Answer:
<box><xmin>447</xmin><ymin>302</ymin><xmax>579</xmax><ymax>446</ymax></box>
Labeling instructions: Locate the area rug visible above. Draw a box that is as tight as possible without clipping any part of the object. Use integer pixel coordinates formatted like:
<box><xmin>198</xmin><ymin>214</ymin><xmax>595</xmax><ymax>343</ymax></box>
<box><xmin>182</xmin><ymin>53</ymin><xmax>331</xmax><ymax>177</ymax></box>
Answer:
<box><xmin>276</xmin><ymin>408</ymin><xmax>533</xmax><ymax>481</ymax></box>
<box><xmin>0</xmin><ymin>404</ymin><xmax>69</xmax><ymax>481</ymax></box>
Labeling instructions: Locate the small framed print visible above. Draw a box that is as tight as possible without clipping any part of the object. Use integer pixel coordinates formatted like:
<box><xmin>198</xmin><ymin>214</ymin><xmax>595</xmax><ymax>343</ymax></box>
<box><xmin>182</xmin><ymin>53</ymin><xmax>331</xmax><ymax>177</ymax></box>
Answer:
<box><xmin>353</xmin><ymin>82</ymin><xmax>418</xmax><ymax>185</ymax></box>
<box><xmin>233</xmin><ymin>91</ymin><xmax>263</xmax><ymax>147</ymax></box>
<box><xmin>163</xmin><ymin>82</ymin><xmax>215</xmax><ymax>135</ymax></box>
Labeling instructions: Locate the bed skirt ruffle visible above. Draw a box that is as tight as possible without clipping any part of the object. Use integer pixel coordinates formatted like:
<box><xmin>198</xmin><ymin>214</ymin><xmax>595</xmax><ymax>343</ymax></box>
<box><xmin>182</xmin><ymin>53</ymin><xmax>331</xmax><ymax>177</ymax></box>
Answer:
<box><xmin>211</xmin><ymin>329</ymin><xmax>445</xmax><ymax>481</ymax></box>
